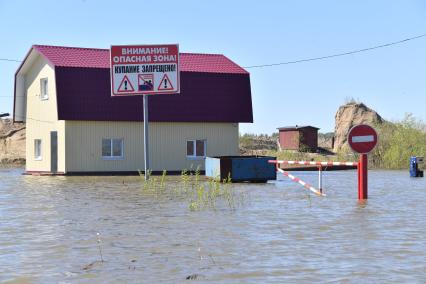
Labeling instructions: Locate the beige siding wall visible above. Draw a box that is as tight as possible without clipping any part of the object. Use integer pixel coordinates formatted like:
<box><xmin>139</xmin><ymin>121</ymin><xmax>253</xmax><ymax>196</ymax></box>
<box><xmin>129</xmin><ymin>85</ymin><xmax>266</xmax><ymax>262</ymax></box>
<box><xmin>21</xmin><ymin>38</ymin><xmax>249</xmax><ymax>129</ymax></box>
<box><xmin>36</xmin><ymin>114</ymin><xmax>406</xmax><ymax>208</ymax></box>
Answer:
<box><xmin>65</xmin><ymin>121</ymin><xmax>239</xmax><ymax>172</ymax></box>
<box><xmin>24</xmin><ymin>56</ymin><xmax>66</xmax><ymax>172</ymax></box>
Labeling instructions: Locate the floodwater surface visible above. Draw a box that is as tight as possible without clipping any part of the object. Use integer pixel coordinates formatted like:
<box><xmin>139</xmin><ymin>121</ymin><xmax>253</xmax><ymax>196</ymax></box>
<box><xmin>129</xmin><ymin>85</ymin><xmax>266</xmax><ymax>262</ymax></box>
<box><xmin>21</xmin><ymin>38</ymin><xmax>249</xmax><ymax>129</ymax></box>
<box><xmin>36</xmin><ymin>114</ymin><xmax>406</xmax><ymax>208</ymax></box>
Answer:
<box><xmin>0</xmin><ymin>168</ymin><xmax>425</xmax><ymax>283</ymax></box>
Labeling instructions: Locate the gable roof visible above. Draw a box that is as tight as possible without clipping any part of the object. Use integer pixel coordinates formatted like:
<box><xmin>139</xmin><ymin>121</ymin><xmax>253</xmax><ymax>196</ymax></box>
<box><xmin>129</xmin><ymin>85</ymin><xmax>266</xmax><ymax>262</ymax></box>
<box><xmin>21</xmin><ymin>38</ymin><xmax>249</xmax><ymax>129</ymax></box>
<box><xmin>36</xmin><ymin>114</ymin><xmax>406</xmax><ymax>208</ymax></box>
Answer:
<box><xmin>15</xmin><ymin>45</ymin><xmax>253</xmax><ymax>123</ymax></box>
<box><xmin>278</xmin><ymin>125</ymin><xmax>320</xmax><ymax>131</ymax></box>
<box><xmin>32</xmin><ymin>45</ymin><xmax>249</xmax><ymax>74</ymax></box>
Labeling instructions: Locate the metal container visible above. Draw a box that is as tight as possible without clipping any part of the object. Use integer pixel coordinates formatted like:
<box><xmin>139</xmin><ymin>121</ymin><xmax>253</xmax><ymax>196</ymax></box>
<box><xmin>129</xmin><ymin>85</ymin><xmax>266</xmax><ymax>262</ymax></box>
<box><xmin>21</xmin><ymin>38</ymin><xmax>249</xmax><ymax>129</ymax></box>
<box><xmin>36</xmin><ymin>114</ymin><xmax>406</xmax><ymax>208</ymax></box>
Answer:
<box><xmin>205</xmin><ymin>156</ymin><xmax>276</xmax><ymax>182</ymax></box>
<box><xmin>410</xmin><ymin>156</ymin><xmax>424</xmax><ymax>177</ymax></box>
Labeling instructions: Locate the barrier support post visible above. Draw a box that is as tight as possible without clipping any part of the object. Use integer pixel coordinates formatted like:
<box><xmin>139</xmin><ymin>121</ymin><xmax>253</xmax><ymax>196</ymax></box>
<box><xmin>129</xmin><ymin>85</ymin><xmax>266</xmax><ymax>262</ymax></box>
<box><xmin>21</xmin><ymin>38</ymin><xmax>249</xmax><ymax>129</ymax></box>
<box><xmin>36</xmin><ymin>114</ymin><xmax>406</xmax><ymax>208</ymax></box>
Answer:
<box><xmin>358</xmin><ymin>154</ymin><xmax>368</xmax><ymax>200</ymax></box>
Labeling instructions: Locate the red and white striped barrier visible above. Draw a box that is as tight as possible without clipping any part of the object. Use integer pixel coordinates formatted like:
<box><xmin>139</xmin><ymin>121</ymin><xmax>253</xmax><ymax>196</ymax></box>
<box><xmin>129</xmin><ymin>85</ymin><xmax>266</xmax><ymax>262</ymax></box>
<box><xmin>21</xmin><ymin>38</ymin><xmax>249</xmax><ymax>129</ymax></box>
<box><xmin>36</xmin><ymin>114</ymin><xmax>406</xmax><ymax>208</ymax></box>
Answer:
<box><xmin>277</xmin><ymin>168</ymin><xmax>325</xmax><ymax>196</ymax></box>
<box><xmin>270</xmin><ymin>124</ymin><xmax>378</xmax><ymax>200</ymax></box>
<box><xmin>269</xmin><ymin>160</ymin><xmax>358</xmax><ymax>197</ymax></box>
<box><xmin>268</xmin><ymin>160</ymin><xmax>358</xmax><ymax>167</ymax></box>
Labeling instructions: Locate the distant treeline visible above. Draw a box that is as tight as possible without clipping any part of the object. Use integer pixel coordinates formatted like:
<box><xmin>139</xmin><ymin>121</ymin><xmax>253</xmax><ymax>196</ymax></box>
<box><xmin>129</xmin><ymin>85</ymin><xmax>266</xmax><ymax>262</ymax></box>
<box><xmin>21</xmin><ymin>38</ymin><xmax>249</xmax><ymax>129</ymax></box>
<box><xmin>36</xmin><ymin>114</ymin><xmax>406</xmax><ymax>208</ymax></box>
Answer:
<box><xmin>239</xmin><ymin>133</ymin><xmax>278</xmax><ymax>154</ymax></box>
<box><xmin>369</xmin><ymin>114</ymin><xmax>426</xmax><ymax>169</ymax></box>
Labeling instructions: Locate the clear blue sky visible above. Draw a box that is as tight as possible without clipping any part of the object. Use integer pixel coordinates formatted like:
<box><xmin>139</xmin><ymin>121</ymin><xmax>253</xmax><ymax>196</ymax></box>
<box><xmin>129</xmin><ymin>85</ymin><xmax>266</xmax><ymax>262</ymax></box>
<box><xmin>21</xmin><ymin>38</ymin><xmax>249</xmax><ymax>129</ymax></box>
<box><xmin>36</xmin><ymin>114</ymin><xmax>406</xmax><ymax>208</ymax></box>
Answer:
<box><xmin>1</xmin><ymin>0</ymin><xmax>425</xmax><ymax>134</ymax></box>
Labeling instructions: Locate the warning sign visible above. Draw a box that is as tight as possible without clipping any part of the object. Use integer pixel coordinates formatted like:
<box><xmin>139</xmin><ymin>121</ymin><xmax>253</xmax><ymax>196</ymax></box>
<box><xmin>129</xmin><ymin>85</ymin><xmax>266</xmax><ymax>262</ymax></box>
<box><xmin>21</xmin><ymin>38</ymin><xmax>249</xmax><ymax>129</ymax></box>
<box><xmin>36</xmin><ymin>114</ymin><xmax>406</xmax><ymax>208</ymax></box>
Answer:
<box><xmin>117</xmin><ymin>75</ymin><xmax>135</xmax><ymax>93</ymax></box>
<box><xmin>158</xmin><ymin>74</ymin><xmax>174</xmax><ymax>90</ymax></box>
<box><xmin>110</xmin><ymin>44</ymin><xmax>180</xmax><ymax>96</ymax></box>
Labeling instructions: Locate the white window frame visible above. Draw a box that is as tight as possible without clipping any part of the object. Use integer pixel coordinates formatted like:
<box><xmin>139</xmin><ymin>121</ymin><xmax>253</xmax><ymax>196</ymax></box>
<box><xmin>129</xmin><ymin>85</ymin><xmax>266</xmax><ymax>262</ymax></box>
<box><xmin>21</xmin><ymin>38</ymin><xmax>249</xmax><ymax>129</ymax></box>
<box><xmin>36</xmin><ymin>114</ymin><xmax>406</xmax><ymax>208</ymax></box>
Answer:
<box><xmin>102</xmin><ymin>138</ymin><xmax>124</xmax><ymax>160</ymax></box>
<box><xmin>34</xmin><ymin>139</ymin><xmax>42</xmax><ymax>160</ymax></box>
<box><xmin>40</xmin><ymin>78</ymin><xmax>48</xmax><ymax>100</ymax></box>
<box><xmin>186</xmin><ymin>139</ymin><xmax>206</xmax><ymax>160</ymax></box>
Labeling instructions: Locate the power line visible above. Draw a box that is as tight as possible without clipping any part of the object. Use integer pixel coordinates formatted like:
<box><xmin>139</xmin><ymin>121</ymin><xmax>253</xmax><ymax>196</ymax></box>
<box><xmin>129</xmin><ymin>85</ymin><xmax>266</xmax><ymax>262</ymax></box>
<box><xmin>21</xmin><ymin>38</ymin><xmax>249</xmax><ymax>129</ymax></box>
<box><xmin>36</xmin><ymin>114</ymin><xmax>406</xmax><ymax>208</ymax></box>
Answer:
<box><xmin>1</xmin><ymin>33</ymin><xmax>425</xmax><ymax>69</ymax></box>
<box><xmin>0</xmin><ymin>58</ymin><xmax>21</xmax><ymax>62</ymax></box>
<box><xmin>242</xmin><ymin>33</ymin><xmax>426</xmax><ymax>68</ymax></box>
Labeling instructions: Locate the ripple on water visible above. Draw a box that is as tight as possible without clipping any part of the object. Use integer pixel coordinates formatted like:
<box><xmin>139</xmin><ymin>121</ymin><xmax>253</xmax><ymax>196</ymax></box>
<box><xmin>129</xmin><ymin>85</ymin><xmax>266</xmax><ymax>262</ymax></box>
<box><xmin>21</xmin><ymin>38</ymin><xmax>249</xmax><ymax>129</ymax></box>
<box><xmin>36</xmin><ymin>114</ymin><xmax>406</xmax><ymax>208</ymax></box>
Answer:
<box><xmin>0</xmin><ymin>168</ymin><xmax>425</xmax><ymax>282</ymax></box>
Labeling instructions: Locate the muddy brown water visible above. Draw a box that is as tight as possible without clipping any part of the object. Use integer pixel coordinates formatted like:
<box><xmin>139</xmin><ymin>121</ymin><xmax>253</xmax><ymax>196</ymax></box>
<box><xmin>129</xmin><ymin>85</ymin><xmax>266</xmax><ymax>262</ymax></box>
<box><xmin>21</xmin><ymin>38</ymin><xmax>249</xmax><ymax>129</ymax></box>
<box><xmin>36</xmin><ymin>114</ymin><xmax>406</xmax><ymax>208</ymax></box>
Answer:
<box><xmin>0</xmin><ymin>168</ymin><xmax>425</xmax><ymax>283</ymax></box>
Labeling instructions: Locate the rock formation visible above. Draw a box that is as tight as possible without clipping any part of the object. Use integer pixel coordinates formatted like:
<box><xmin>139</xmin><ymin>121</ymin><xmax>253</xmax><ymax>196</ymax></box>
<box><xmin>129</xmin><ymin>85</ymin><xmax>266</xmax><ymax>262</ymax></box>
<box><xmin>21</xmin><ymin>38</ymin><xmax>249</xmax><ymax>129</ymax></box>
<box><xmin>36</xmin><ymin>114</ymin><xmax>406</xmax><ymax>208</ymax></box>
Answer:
<box><xmin>333</xmin><ymin>102</ymin><xmax>383</xmax><ymax>152</ymax></box>
<box><xmin>0</xmin><ymin>119</ymin><xmax>26</xmax><ymax>165</ymax></box>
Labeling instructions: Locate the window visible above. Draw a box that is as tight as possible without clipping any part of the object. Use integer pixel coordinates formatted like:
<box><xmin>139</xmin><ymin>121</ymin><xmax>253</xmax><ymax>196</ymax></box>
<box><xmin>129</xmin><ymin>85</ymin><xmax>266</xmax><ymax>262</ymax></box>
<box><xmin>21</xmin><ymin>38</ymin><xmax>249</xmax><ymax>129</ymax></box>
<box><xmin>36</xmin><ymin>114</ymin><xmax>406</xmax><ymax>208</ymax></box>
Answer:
<box><xmin>186</xmin><ymin>140</ymin><xmax>206</xmax><ymax>159</ymax></box>
<box><xmin>40</xmin><ymin>78</ymin><xmax>48</xmax><ymax>100</ymax></box>
<box><xmin>102</xmin><ymin>138</ymin><xmax>123</xmax><ymax>159</ymax></box>
<box><xmin>34</xmin><ymin>139</ymin><xmax>42</xmax><ymax>160</ymax></box>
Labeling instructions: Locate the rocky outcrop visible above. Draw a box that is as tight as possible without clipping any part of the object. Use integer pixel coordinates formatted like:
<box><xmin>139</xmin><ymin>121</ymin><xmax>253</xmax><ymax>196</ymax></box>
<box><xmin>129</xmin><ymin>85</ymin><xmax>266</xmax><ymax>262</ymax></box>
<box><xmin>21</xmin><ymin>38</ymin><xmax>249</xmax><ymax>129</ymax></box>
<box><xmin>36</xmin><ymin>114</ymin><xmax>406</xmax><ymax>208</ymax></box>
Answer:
<box><xmin>333</xmin><ymin>102</ymin><xmax>383</xmax><ymax>152</ymax></box>
<box><xmin>0</xmin><ymin>119</ymin><xmax>26</xmax><ymax>165</ymax></box>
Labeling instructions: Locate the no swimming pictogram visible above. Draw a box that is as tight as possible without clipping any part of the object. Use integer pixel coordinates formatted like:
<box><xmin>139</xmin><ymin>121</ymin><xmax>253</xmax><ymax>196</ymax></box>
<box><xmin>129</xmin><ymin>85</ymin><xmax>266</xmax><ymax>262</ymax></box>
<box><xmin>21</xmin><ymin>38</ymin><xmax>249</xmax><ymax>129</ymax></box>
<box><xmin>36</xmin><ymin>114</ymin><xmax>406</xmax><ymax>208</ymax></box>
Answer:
<box><xmin>117</xmin><ymin>75</ymin><xmax>135</xmax><ymax>92</ymax></box>
<box><xmin>157</xmin><ymin>74</ymin><xmax>174</xmax><ymax>91</ymax></box>
<box><xmin>138</xmin><ymin>74</ymin><xmax>154</xmax><ymax>91</ymax></box>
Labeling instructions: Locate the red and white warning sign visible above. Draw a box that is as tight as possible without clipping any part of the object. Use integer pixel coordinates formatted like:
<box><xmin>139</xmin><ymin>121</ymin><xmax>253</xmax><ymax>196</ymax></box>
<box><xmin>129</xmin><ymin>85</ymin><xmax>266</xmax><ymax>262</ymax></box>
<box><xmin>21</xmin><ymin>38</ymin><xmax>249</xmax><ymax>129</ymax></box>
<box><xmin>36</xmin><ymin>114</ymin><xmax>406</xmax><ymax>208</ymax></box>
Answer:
<box><xmin>110</xmin><ymin>44</ymin><xmax>179</xmax><ymax>96</ymax></box>
<box><xmin>158</xmin><ymin>74</ymin><xmax>174</xmax><ymax>90</ymax></box>
<box><xmin>348</xmin><ymin>124</ymin><xmax>378</xmax><ymax>154</ymax></box>
<box><xmin>117</xmin><ymin>75</ymin><xmax>135</xmax><ymax>92</ymax></box>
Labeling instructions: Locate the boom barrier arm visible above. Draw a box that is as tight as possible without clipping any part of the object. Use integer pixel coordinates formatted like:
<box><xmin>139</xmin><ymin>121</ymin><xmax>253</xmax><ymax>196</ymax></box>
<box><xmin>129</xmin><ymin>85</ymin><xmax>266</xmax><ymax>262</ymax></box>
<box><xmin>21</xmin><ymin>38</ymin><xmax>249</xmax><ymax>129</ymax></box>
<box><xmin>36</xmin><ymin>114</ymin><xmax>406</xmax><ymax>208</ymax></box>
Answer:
<box><xmin>269</xmin><ymin>160</ymin><xmax>358</xmax><ymax>167</ymax></box>
<box><xmin>277</xmin><ymin>168</ymin><xmax>325</xmax><ymax>196</ymax></box>
<box><xmin>269</xmin><ymin>160</ymin><xmax>359</xmax><ymax>197</ymax></box>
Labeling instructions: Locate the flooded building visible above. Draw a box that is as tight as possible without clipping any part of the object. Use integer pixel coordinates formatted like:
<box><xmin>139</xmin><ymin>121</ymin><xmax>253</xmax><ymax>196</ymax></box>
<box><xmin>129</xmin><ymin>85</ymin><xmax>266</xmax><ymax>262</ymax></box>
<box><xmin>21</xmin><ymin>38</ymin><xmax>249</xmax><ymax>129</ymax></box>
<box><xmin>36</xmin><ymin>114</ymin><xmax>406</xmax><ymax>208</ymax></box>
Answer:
<box><xmin>14</xmin><ymin>45</ymin><xmax>253</xmax><ymax>174</ymax></box>
<box><xmin>278</xmin><ymin>125</ymin><xmax>319</xmax><ymax>152</ymax></box>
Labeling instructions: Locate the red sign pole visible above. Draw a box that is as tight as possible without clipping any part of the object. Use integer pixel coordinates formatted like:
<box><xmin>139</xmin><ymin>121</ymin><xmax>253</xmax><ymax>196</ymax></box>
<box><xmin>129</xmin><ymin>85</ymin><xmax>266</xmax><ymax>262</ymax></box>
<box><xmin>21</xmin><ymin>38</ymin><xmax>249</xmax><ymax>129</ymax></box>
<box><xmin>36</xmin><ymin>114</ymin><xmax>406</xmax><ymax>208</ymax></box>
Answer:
<box><xmin>348</xmin><ymin>124</ymin><xmax>377</xmax><ymax>200</ymax></box>
<box><xmin>358</xmin><ymin>154</ymin><xmax>368</xmax><ymax>200</ymax></box>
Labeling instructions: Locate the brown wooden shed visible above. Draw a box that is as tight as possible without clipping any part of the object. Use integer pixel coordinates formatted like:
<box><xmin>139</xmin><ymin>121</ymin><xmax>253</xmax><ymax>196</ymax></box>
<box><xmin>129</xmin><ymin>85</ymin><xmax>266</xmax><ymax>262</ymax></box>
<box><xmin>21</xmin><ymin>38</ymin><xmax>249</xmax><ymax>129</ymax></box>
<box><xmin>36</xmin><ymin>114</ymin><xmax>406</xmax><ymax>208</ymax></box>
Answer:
<box><xmin>277</xmin><ymin>125</ymin><xmax>319</xmax><ymax>152</ymax></box>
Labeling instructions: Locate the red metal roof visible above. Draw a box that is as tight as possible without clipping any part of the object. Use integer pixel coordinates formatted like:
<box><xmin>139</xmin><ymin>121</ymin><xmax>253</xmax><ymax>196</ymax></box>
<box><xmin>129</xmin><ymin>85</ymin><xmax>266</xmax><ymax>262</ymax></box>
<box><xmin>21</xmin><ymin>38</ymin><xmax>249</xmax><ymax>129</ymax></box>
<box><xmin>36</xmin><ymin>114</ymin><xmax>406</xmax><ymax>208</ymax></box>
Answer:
<box><xmin>179</xmin><ymin>53</ymin><xmax>248</xmax><ymax>74</ymax></box>
<box><xmin>32</xmin><ymin>45</ymin><xmax>248</xmax><ymax>74</ymax></box>
<box><xmin>15</xmin><ymin>45</ymin><xmax>253</xmax><ymax>123</ymax></box>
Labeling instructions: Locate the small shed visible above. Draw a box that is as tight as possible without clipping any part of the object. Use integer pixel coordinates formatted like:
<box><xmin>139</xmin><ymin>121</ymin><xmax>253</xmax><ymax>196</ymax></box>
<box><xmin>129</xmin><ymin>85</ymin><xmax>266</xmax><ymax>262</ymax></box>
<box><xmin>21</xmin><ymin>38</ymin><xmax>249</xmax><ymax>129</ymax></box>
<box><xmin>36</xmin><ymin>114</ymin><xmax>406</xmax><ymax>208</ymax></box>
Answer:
<box><xmin>278</xmin><ymin>125</ymin><xmax>319</xmax><ymax>152</ymax></box>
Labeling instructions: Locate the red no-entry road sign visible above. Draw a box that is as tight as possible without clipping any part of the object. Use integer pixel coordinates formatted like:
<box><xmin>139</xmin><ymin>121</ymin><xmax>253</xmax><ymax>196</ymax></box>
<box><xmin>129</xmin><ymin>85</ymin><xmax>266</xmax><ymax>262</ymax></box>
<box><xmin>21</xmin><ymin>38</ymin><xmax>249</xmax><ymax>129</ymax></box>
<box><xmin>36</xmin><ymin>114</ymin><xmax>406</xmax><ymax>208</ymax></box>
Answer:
<box><xmin>348</xmin><ymin>124</ymin><xmax>378</xmax><ymax>154</ymax></box>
